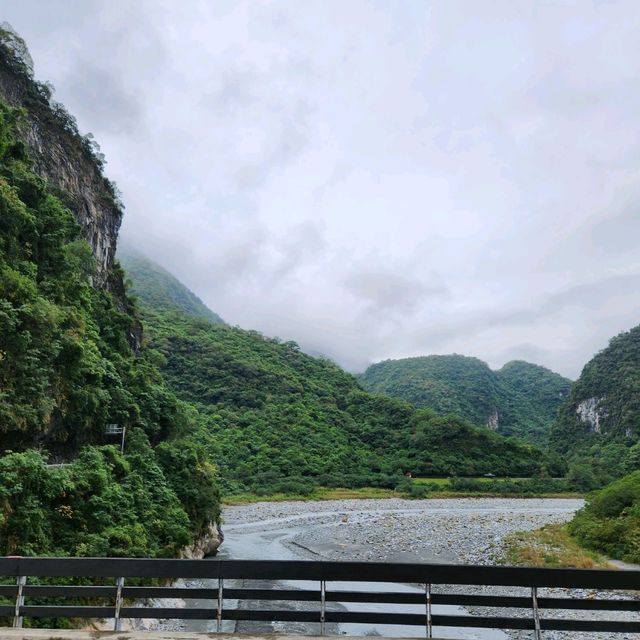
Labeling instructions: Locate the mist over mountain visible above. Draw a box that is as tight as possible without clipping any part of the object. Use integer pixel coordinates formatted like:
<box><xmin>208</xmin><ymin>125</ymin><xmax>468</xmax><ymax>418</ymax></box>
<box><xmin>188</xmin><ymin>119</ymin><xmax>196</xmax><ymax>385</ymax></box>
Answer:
<box><xmin>118</xmin><ymin>246</ymin><xmax>224</xmax><ymax>324</ymax></box>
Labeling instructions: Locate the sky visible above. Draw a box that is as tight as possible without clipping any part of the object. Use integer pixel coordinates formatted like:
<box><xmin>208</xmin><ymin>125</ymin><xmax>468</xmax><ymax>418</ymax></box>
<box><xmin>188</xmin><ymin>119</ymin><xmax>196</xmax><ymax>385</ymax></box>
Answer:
<box><xmin>2</xmin><ymin>0</ymin><xmax>639</xmax><ymax>378</ymax></box>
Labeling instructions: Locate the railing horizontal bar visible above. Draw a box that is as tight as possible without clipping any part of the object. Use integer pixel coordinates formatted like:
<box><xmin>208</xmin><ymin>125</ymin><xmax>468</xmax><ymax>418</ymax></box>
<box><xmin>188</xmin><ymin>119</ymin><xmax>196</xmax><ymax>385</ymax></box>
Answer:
<box><xmin>23</xmin><ymin>586</ymin><xmax>116</xmax><ymax>598</ymax></box>
<box><xmin>120</xmin><ymin>607</ymin><xmax>217</xmax><ymax>620</ymax></box>
<box><xmin>541</xmin><ymin>618</ymin><xmax>640</xmax><ymax>633</ymax></box>
<box><xmin>122</xmin><ymin>587</ymin><xmax>218</xmax><ymax>599</ymax></box>
<box><xmin>538</xmin><ymin>596</ymin><xmax>640</xmax><ymax>612</ymax></box>
<box><xmin>0</xmin><ymin>605</ymin><xmax>14</xmax><ymax>616</ymax></box>
<box><xmin>19</xmin><ymin>606</ymin><xmax>115</xmax><ymax>618</ymax></box>
<box><xmin>11</xmin><ymin>604</ymin><xmax>640</xmax><ymax>632</ymax></box>
<box><xmin>1</xmin><ymin>558</ymin><xmax>638</xmax><ymax>589</ymax></box>
<box><xmin>222</xmin><ymin>609</ymin><xmax>320</xmax><ymax>623</ymax></box>
<box><xmin>326</xmin><ymin>591</ymin><xmax>423</xmax><ymax>604</ymax></box>
<box><xmin>224</xmin><ymin>588</ymin><xmax>320</xmax><ymax>601</ymax></box>
<box><xmin>326</xmin><ymin>611</ymin><xmax>427</xmax><ymax>626</ymax></box>
<box><xmin>432</xmin><ymin>614</ymin><xmax>534</xmax><ymax>630</ymax></box>
<box><xmin>0</xmin><ymin>586</ymin><xmax>17</xmax><ymax>597</ymax></box>
<box><xmin>432</xmin><ymin>593</ymin><xmax>640</xmax><ymax>611</ymax></box>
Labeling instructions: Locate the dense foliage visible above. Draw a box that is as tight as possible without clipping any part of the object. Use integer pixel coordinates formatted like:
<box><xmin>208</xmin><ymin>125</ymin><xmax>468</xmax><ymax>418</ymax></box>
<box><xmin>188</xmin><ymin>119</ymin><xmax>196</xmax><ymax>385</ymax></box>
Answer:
<box><xmin>568</xmin><ymin>470</ymin><xmax>640</xmax><ymax>562</ymax></box>
<box><xmin>359</xmin><ymin>355</ymin><xmax>570</xmax><ymax>444</ymax></box>
<box><xmin>550</xmin><ymin>324</ymin><xmax>640</xmax><ymax>485</ymax></box>
<box><xmin>122</xmin><ymin>255</ymin><xmax>564</xmax><ymax>493</ymax></box>
<box><xmin>0</xmin><ymin>101</ymin><xmax>219</xmax><ymax>556</ymax></box>
<box><xmin>118</xmin><ymin>247</ymin><xmax>224</xmax><ymax>324</ymax></box>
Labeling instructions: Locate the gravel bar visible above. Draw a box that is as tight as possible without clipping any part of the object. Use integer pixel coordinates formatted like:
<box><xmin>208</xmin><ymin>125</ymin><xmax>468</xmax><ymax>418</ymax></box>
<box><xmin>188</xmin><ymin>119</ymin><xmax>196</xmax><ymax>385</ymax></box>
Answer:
<box><xmin>222</xmin><ymin>498</ymin><xmax>640</xmax><ymax>640</ymax></box>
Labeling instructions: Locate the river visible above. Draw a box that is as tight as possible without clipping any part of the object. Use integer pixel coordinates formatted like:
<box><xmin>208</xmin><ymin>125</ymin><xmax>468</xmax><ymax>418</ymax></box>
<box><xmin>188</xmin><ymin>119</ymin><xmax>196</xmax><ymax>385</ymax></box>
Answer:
<box><xmin>175</xmin><ymin>497</ymin><xmax>584</xmax><ymax>639</ymax></box>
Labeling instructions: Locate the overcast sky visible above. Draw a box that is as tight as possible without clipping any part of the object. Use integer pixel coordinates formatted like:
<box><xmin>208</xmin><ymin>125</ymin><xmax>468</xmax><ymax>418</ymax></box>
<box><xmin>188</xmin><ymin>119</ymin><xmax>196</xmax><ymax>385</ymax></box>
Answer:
<box><xmin>2</xmin><ymin>0</ymin><xmax>640</xmax><ymax>377</ymax></box>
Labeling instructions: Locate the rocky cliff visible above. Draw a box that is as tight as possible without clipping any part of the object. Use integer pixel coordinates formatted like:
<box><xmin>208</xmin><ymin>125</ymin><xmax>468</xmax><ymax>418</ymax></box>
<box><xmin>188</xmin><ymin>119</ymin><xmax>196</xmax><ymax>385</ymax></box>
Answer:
<box><xmin>0</xmin><ymin>25</ymin><xmax>122</xmax><ymax>289</ymax></box>
<box><xmin>550</xmin><ymin>323</ymin><xmax>640</xmax><ymax>464</ymax></box>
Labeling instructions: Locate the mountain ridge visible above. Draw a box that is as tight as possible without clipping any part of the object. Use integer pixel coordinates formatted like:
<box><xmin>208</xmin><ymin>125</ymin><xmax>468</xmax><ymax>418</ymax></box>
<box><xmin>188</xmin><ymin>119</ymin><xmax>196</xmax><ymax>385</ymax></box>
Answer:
<box><xmin>359</xmin><ymin>354</ymin><xmax>571</xmax><ymax>444</ymax></box>
<box><xmin>118</xmin><ymin>247</ymin><xmax>224</xmax><ymax>324</ymax></box>
<box><xmin>121</xmin><ymin>251</ymin><xmax>563</xmax><ymax>490</ymax></box>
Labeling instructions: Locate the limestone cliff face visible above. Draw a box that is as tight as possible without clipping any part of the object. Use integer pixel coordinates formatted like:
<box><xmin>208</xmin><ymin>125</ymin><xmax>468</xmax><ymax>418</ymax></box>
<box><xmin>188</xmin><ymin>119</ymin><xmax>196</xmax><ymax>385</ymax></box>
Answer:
<box><xmin>486</xmin><ymin>407</ymin><xmax>499</xmax><ymax>430</ymax></box>
<box><xmin>0</xmin><ymin>64</ymin><xmax>122</xmax><ymax>289</ymax></box>
<box><xmin>575</xmin><ymin>397</ymin><xmax>606</xmax><ymax>434</ymax></box>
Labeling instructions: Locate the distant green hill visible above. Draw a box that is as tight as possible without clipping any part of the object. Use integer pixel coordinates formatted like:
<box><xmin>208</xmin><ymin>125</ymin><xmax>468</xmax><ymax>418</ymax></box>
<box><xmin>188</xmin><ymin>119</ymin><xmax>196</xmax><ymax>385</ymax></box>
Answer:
<box><xmin>122</xmin><ymin>253</ymin><xmax>562</xmax><ymax>491</ymax></box>
<box><xmin>550</xmin><ymin>324</ymin><xmax>640</xmax><ymax>485</ymax></box>
<box><xmin>118</xmin><ymin>248</ymin><xmax>224</xmax><ymax>324</ymax></box>
<box><xmin>359</xmin><ymin>355</ymin><xmax>571</xmax><ymax>445</ymax></box>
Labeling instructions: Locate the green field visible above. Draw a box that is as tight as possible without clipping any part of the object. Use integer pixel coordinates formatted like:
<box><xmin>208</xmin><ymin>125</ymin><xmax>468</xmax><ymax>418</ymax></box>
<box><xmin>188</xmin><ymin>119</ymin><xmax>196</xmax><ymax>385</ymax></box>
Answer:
<box><xmin>412</xmin><ymin>476</ymin><xmax>532</xmax><ymax>486</ymax></box>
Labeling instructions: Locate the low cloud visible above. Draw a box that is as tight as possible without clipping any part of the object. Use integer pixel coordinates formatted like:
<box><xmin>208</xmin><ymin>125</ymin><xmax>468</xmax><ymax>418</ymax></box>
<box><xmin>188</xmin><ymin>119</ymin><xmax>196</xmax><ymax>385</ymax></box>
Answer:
<box><xmin>4</xmin><ymin>0</ymin><xmax>640</xmax><ymax>378</ymax></box>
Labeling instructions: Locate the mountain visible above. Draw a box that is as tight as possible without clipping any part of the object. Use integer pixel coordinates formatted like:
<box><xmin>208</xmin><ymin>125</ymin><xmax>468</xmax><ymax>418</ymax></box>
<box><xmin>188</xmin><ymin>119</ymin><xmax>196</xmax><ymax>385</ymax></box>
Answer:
<box><xmin>0</xmin><ymin>27</ymin><xmax>220</xmax><ymax>557</ymax></box>
<box><xmin>359</xmin><ymin>355</ymin><xmax>571</xmax><ymax>444</ymax></box>
<box><xmin>550</xmin><ymin>324</ymin><xmax>640</xmax><ymax>484</ymax></box>
<box><xmin>0</xmin><ymin>24</ymin><xmax>121</xmax><ymax>288</ymax></box>
<box><xmin>118</xmin><ymin>247</ymin><xmax>224</xmax><ymax>324</ymax></box>
<box><xmin>122</xmin><ymin>253</ymin><xmax>564</xmax><ymax>491</ymax></box>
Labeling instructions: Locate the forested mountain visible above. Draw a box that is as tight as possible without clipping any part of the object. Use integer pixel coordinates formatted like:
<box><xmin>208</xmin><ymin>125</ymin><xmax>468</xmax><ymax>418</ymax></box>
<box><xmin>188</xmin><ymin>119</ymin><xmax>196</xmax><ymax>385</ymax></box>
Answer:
<box><xmin>359</xmin><ymin>355</ymin><xmax>571</xmax><ymax>444</ymax></box>
<box><xmin>0</xmin><ymin>28</ymin><xmax>219</xmax><ymax>557</ymax></box>
<box><xmin>123</xmin><ymin>254</ymin><xmax>564</xmax><ymax>492</ymax></box>
<box><xmin>550</xmin><ymin>324</ymin><xmax>640</xmax><ymax>486</ymax></box>
<box><xmin>118</xmin><ymin>247</ymin><xmax>224</xmax><ymax>324</ymax></box>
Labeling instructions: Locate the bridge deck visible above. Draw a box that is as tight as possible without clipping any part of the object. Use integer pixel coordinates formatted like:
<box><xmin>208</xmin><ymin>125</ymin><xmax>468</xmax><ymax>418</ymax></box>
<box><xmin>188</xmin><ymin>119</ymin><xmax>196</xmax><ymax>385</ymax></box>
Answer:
<box><xmin>0</xmin><ymin>633</ymin><xmax>451</xmax><ymax>640</ymax></box>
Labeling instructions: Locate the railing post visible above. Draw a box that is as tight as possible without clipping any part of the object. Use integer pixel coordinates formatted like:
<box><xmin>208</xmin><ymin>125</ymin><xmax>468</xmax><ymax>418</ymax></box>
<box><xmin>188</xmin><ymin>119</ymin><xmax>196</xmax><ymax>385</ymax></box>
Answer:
<box><xmin>320</xmin><ymin>580</ymin><xmax>326</xmax><ymax>635</ymax></box>
<box><xmin>425</xmin><ymin>583</ymin><xmax>432</xmax><ymax>639</ymax></box>
<box><xmin>13</xmin><ymin>575</ymin><xmax>26</xmax><ymax>628</ymax></box>
<box><xmin>531</xmin><ymin>586</ymin><xmax>542</xmax><ymax>640</ymax></box>
<box><xmin>114</xmin><ymin>576</ymin><xmax>125</xmax><ymax>631</ymax></box>
<box><xmin>217</xmin><ymin>578</ymin><xmax>224</xmax><ymax>632</ymax></box>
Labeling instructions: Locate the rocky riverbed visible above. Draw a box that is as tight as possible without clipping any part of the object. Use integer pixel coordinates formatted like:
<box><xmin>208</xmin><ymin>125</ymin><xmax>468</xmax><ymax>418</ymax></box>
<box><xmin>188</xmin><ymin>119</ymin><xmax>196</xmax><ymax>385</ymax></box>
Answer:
<box><xmin>223</xmin><ymin>498</ymin><xmax>583</xmax><ymax>566</ymax></box>
<box><xmin>142</xmin><ymin>498</ymin><xmax>640</xmax><ymax>639</ymax></box>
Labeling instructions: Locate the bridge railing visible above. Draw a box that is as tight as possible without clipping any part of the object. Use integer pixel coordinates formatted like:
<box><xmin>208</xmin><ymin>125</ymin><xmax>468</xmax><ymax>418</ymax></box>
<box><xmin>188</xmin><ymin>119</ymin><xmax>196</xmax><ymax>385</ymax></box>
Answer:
<box><xmin>0</xmin><ymin>557</ymin><xmax>638</xmax><ymax>638</ymax></box>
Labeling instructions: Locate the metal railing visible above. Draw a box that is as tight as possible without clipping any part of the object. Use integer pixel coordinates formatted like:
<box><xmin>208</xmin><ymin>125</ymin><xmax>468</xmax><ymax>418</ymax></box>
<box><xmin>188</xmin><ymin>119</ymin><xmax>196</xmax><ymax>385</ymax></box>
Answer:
<box><xmin>0</xmin><ymin>557</ymin><xmax>639</xmax><ymax>637</ymax></box>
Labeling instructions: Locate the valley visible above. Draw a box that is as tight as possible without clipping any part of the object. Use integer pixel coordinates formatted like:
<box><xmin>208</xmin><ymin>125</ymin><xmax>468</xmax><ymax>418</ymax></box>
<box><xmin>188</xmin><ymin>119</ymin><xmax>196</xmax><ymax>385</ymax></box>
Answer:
<box><xmin>1</xmin><ymin>19</ymin><xmax>640</xmax><ymax>632</ymax></box>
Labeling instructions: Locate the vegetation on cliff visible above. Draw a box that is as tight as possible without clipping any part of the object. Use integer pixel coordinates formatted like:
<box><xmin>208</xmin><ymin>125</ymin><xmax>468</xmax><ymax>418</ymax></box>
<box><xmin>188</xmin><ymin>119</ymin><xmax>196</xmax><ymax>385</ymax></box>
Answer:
<box><xmin>359</xmin><ymin>355</ymin><xmax>571</xmax><ymax>445</ymax></box>
<box><xmin>550</xmin><ymin>324</ymin><xmax>640</xmax><ymax>487</ymax></box>
<box><xmin>567</xmin><ymin>470</ymin><xmax>640</xmax><ymax>563</ymax></box>
<box><xmin>0</xmin><ymin>101</ymin><xmax>219</xmax><ymax>556</ymax></box>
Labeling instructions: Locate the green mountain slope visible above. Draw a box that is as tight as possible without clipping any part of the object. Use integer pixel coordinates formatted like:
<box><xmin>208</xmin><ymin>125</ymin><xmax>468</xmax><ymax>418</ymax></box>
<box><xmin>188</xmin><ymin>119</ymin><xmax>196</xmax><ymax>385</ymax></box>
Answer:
<box><xmin>359</xmin><ymin>355</ymin><xmax>571</xmax><ymax>444</ymax></box>
<box><xmin>550</xmin><ymin>324</ymin><xmax>640</xmax><ymax>484</ymax></box>
<box><xmin>496</xmin><ymin>360</ymin><xmax>572</xmax><ymax>441</ymax></box>
<box><xmin>0</xmin><ymin>31</ymin><xmax>219</xmax><ymax>558</ymax></box>
<box><xmin>118</xmin><ymin>247</ymin><xmax>223</xmax><ymax>324</ymax></box>
<box><xmin>568</xmin><ymin>470</ymin><xmax>640</xmax><ymax>562</ymax></box>
<box><xmin>122</xmin><ymin>254</ymin><xmax>564</xmax><ymax>491</ymax></box>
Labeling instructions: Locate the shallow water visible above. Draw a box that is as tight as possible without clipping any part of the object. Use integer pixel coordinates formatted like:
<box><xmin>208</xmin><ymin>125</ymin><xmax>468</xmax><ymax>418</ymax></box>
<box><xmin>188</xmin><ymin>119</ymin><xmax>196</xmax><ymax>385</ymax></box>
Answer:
<box><xmin>181</xmin><ymin>501</ymin><xmax>539</xmax><ymax>639</ymax></box>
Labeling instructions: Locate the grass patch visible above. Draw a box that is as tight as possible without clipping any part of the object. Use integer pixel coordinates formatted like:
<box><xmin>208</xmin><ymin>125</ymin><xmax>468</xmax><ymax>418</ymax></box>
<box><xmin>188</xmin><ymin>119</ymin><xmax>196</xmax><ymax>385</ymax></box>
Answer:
<box><xmin>222</xmin><ymin>486</ymin><xmax>582</xmax><ymax>506</ymax></box>
<box><xmin>502</xmin><ymin>524</ymin><xmax>610</xmax><ymax>568</ymax></box>
<box><xmin>222</xmin><ymin>486</ymin><xmax>398</xmax><ymax>505</ymax></box>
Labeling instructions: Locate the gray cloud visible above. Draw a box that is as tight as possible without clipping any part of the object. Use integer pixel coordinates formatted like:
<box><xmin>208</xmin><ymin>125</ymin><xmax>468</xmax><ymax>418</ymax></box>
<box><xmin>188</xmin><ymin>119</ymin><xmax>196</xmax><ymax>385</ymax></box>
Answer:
<box><xmin>344</xmin><ymin>267</ymin><xmax>448</xmax><ymax>316</ymax></box>
<box><xmin>3</xmin><ymin>0</ymin><xmax>640</xmax><ymax>378</ymax></box>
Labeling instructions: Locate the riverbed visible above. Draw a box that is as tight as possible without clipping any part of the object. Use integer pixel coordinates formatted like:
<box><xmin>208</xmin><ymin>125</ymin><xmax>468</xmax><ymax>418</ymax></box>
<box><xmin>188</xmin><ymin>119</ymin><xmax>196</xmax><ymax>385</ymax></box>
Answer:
<box><xmin>218</xmin><ymin>498</ymin><xmax>583</xmax><ymax>639</ymax></box>
<box><xmin>147</xmin><ymin>497</ymin><xmax>639</xmax><ymax>639</ymax></box>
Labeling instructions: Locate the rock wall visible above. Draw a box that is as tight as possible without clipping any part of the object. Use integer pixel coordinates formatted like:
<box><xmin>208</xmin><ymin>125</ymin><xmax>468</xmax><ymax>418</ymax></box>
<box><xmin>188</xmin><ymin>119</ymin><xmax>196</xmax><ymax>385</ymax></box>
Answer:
<box><xmin>179</xmin><ymin>521</ymin><xmax>224</xmax><ymax>559</ymax></box>
<box><xmin>575</xmin><ymin>397</ymin><xmax>606</xmax><ymax>434</ymax></box>
<box><xmin>0</xmin><ymin>66</ymin><xmax>123</xmax><ymax>289</ymax></box>
<box><xmin>486</xmin><ymin>407</ymin><xmax>499</xmax><ymax>430</ymax></box>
